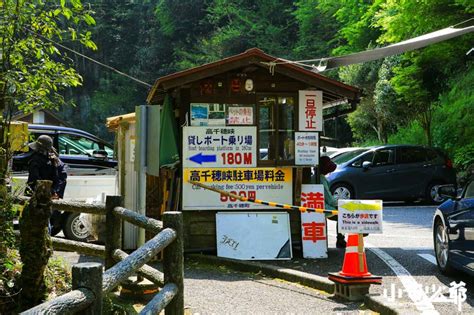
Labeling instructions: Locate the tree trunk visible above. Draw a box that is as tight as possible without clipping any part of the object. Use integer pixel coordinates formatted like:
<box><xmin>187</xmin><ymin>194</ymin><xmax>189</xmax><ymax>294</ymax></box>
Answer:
<box><xmin>419</xmin><ymin>109</ymin><xmax>432</xmax><ymax>147</ymax></box>
<box><xmin>19</xmin><ymin>180</ymin><xmax>53</xmax><ymax>311</ymax></box>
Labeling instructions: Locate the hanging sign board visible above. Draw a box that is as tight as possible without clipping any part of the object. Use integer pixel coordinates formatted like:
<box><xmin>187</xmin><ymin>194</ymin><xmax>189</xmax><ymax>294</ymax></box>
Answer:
<box><xmin>182</xmin><ymin>167</ymin><xmax>292</xmax><ymax>210</ymax></box>
<box><xmin>298</xmin><ymin>90</ymin><xmax>323</xmax><ymax>131</ymax></box>
<box><xmin>216</xmin><ymin>212</ymin><xmax>292</xmax><ymax>260</ymax></box>
<box><xmin>295</xmin><ymin>132</ymin><xmax>319</xmax><ymax>165</ymax></box>
<box><xmin>183</xmin><ymin>126</ymin><xmax>257</xmax><ymax>168</ymax></box>
<box><xmin>300</xmin><ymin>185</ymin><xmax>327</xmax><ymax>258</ymax></box>
<box><xmin>338</xmin><ymin>200</ymin><xmax>383</xmax><ymax>234</ymax></box>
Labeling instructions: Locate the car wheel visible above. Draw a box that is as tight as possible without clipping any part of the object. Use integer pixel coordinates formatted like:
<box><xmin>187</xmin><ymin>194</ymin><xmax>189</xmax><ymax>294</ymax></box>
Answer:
<box><xmin>426</xmin><ymin>182</ymin><xmax>445</xmax><ymax>204</ymax></box>
<box><xmin>63</xmin><ymin>213</ymin><xmax>90</xmax><ymax>242</ymax></box>
<box><xmin>433</xmin><ymin>218</ymin><xmax>454</xmax><ymax>275</ymax></box>
<box><xmin>331</xmin><ymin>183</ymin><xmax>354</xmax><ymax>200</ymax></box>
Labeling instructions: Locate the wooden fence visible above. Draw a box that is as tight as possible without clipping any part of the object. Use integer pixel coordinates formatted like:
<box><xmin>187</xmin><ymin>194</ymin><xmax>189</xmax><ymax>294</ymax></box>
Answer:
<box><xmin>20</xmin><ymin>196</ymin><xmax>184</xmax><ymax>315</ymax></box>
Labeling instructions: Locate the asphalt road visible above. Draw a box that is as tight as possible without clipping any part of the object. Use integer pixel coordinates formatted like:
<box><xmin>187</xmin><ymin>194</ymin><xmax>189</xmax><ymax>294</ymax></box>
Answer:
<box><xmin>327</xmin><ymin>204</ymin><xmax>474</xmax><ymax>315</ymax></box>
<box><xmin>54</xmin><ymin>203</ymin><xmax>474</xmax><ymax>314</ymax></box>
<box><xmin>56</xmin><ymin>252</ymin><xmax>366</xmax><ymax>314</ymax></box>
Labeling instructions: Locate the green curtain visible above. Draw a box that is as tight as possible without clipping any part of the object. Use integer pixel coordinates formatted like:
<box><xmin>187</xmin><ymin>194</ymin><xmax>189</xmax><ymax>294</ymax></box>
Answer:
<box><xmin>159</xmin><ymin>94</ymin><xmax>179</xmax><ymax>166</ymax></box>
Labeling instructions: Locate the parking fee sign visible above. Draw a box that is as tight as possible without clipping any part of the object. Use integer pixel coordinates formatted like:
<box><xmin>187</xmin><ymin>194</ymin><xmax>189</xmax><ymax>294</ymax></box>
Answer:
<box><xmin>337</xmin><ymin>200</ymin><xmax>383</xmax><ymax>234</ymax></box>
<box><xmin>183</xmin><ymin>126</ymin><xmax>257</xmax><ymax>168</ymax></box>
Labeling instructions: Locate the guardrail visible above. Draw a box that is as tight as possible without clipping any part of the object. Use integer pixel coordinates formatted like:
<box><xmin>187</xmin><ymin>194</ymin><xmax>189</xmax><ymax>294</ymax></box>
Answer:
<box><xmin>20</xmin><ymin>196</ymin><xmax>184</xmax><ymax>315</ymax></box>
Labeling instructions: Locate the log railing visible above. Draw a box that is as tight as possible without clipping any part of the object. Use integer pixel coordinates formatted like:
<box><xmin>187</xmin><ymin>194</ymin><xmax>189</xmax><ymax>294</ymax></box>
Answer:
<box><xmin>20</xmin><ymin>196</ymin><xmax>184</xmax><ymax>315</ymax></box>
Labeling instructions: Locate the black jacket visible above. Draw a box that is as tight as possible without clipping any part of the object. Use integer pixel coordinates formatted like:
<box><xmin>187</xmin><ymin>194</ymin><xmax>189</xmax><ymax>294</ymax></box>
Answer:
<box><xmin>27</xmin><ymin>152</ymin><xmax>67</xmax><ymax>198</ymax></box>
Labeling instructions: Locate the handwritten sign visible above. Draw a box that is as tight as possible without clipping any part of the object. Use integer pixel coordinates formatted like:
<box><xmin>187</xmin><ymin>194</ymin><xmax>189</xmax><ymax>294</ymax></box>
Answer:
<box><xmin>227</xmin><ymin>106</ymin><xmax>253</xmax><ymax>125</ymax></box>
<box><xmin>216</xmin><ymin>212</ymin><xmax>292</xmax><ymax>260</ymax></box>
<box><xmin>338</xmin><ymin>200</ymin><xmax>383</xmax><ymax>234</ymax></box>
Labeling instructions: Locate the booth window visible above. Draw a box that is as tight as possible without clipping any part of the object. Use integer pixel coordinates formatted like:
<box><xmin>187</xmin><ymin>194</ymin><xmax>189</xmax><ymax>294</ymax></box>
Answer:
<box><xmin>257</xmin><ymin>95</ymin><xmax>295</xmax><ymax>165</ymax></box>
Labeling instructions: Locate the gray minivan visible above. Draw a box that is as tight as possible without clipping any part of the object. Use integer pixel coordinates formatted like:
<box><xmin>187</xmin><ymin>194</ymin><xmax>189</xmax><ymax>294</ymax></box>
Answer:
<box><xmin>326</xmin><ymin>145</ymin><xmax>456</xmax><ymax>204</ymax></box>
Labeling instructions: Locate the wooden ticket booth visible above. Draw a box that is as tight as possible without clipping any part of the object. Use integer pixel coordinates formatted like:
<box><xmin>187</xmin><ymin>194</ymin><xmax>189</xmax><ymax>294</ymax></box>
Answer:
<box><xmin>146</xmin><ymin>48</ymin><xmax>360</xmax><ymax>255</ymax></box>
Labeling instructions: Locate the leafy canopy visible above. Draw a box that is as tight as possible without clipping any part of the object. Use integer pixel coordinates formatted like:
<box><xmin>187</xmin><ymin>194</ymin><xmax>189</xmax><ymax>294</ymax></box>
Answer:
<box><xmin>0</xmin><ymin>0</ymin><xmax>96</xmax><ymax>114</ymax></box>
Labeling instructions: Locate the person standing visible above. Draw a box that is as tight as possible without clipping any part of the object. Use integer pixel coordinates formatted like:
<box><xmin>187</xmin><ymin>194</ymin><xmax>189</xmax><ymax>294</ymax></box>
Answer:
<box><xmin>319</xmin><ymin>156</ymin><xmax>346</xmax><ymax>248</ymax></box>
<box><xmin>27</xmin><ymin>135</ymin><xmax>67</xmax><ymax>199</ymax></box>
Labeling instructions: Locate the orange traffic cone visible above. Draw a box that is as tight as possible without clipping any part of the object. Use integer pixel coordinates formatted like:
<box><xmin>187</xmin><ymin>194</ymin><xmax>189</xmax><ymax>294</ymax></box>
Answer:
<box><xmin>339</xmin><ymin>234</ymin><xmax>372</xmax><ymax>277</ymax></box>
<box><xmin>328</xmin><ymin>234</ymin><xmax>381</xmax><ymax>284</ymax></box>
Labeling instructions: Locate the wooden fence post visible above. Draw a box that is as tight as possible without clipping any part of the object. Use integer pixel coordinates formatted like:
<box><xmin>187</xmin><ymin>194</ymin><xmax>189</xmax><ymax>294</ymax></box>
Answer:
<box><xmin>19</xmin><ymin>180</ymin><xmax>53</xmax><ymax>311</ymax></box>
<box><xmin>163</xmin><ymin>211</ymin><xmax>184</xmax><ymax>315</ymax></box>
<box><xmin>72</xmin><ymin>262</ymin><xmax>103</xmax><ymax>314</ymax></box>
<box><xmin>105</xmin><ymin>196</ymin><xmax>123</xmax><ymax>270</ymax></box>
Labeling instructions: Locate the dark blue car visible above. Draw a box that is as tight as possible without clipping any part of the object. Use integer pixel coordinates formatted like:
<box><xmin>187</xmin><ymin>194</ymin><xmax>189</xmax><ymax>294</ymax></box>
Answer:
<box><xmin>433</xmin><ymin>179</ymin><xmax>474</xmax><ymax>276</ymax></box>
<box><xmin>326</xmin><ymin>145</ymin><xmax>456</xmax><ymax>204</ymax></box>
<box><xmin>13</xmin><ymin>124</ymin><xmax>117</xmax><ymax>175</ymax></box>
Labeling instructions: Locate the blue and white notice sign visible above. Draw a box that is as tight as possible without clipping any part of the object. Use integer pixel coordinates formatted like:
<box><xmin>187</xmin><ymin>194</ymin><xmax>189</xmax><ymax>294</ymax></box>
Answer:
<box><xmin>295</xmin><ymin>132</ymin><xmax>319</xmax><ymax>166</ymax></box>
<box><xmin>183</xmin><ymin>126</ymin><xmax>257</xmax><ymax>168</ymax></box>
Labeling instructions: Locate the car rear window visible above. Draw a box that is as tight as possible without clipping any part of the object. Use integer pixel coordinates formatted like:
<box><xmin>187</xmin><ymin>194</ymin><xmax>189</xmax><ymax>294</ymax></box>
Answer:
<box><xmin>426</xmin><ymin>149</ymin><xmax>445</xmax><ymax>164</ymax></box>
<box><xmin>464</xmin><ymin>181</ymin><xmax>474</xmax><ymax>198</ymax></box>
<box><xmin>397</xmin><ymin>147</ymin><xmax>427</xmax><ymax>164</ymax></box>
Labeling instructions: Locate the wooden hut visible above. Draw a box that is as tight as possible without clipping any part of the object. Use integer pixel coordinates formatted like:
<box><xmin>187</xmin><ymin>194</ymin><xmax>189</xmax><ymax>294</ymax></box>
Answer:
<box><xmin>145</xmin><ymin>48</ymin><xmax>360</xmax><ymax>253</ymax></box>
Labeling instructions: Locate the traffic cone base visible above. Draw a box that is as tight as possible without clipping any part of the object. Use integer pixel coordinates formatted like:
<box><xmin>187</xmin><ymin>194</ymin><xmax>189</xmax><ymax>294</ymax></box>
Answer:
<box><xmin>328</xmin><ymin>233</ymin><xmax>382</xmax><ymax>286</ymax></box>
<box><xmin>328</xmin><ymin>272</ymin><xmax>382</xmax><ymax>285</ymax></box>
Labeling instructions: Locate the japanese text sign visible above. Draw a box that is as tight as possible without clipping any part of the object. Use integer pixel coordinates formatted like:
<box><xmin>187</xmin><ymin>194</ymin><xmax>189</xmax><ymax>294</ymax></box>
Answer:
<box><xmin>338</xmin><ymin>200</ymin><xmax>383</xmax><ymax>234</ymax></box>
<box><xmin>182</xmin><ymin>167</ymin><xmax>292</xmax><ymax>210</ymax></box>
<box><xmin>227</xmin><ymin>106</ymin><xmax>254</xmax><ymax>125</ymax></box>
<box><xmin>300</xmin><ymin>185</ymin><xmax>327</xmax><ymax>258</ymax></box>
<box><xmin>183</xmin><ymin>126</ymin><xmax>257</xmax><ymax>168</ymax></box>
<box><xmin>298</xmin><ymin>90</ymin><xmax>323</xmax><ymax>131</ymax></box>
<box><xmin>295</xmin><ymin>132</ymin><xmax>319</xmax><ymax>165</ymax></box>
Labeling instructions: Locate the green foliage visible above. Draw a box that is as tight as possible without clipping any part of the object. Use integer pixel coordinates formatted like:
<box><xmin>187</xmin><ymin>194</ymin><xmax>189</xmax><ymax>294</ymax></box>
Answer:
<box><xmin>318</xmin><ymin>0</ymin><xmax>383</xmax><ymax>55</ymax></box>
<box><xmin>0</xmin><ymin>0</ymin><xmax>96</xmax><ymax>113</ymax></box>
<box><xmin>292</xmin><ymin>0</ymin><xmax>339</xmax><ymax>59</ymax></box>
<box><xmin>44</xmin><ymin>256</ymin><xmax>72</xmax><ymax>299</ymax></box>
<box><xmin>387</xmin><ymin>120</ymin><xmax>426</xmax><ymax>146</ymax></box>
<box><xmin>0</xmin><ymin>250</ymin><xmax>71</xmax><ymax>313</ymax></box>
<box><xmin>39</xmin><ymin>0</ymin><xmax>472</xmax><ymax>181</ymax></box>
<box><xmin>387</xmin><ymin>63</ymin><xmax>474</xmax><ymax>179</ymax></box>
<box><xmin>432</xmin><ymin>64</ymin><xmax>474</xmax><ymax>178</ymax></box>
<box><xmin>375</xmin><ymin>0</ymin><xmax>473</xmax><ymax>145</ymax></box>
<box><xmin>0</xmin><ymin>0</ymin><xmax>95</xmax><ymax>304</ymax></box>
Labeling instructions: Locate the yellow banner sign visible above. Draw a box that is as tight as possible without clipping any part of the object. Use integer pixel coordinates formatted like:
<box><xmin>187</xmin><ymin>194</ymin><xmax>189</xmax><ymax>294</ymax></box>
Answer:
<box><xmin>183</xmin><ymin>167</ymin><xmax>292</xmax><ymax>183</ymax></box>
<box><xmin>182</xmin><ymin>167</ymin><xmax>293</xmax><ymax>210</ymax></box>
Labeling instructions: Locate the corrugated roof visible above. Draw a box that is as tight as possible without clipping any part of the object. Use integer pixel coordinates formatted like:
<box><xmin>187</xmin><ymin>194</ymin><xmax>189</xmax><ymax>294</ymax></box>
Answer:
<box><xmin>106</xmin><ymin>112</ymin><xmax>136</xmax><ymax>130</ymax></box>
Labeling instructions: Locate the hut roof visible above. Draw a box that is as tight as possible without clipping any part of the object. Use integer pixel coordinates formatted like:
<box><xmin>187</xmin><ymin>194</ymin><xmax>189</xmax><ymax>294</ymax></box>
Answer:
<box><xmin>146</xmin><ymin>48</ymin><xmax>360</xmax><ymax>105</ymax></box>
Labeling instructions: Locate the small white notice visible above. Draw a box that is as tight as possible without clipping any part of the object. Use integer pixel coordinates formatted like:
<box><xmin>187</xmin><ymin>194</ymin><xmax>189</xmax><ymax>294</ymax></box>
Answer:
<box><xmin>216</xmin><ymin>212</ymin><xmax>292</xmax><ymax>260</ymax></box>
<box><xmin>295</xmin><ymin>132</ymin><xmax>319</xmax><ymax>165</ymax></box>
<box><xmin>338</xmin><ymin>200</ymin><xmax>383</xmax><ymax>234</ymax></box>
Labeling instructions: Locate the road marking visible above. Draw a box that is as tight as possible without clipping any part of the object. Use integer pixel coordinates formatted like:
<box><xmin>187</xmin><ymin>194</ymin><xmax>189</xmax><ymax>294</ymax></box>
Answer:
<box><xmin>401</xmin><ymin>247</ymin><xmax>433</xmax><ymax>251</ymax></box>
<box><xmin>370</xmin><ymin>234</ymin><xmax>432</xmax><ymax>239</ymax></box>
<box><xmin>418</xmin><ymin>253</ymin><xmax>437</xmax><ymax>266</ymax></box>
<box><xmin>367</xmin><ymin>245</ymin><xmax>438</xmax><ymax>314</ymax></box>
